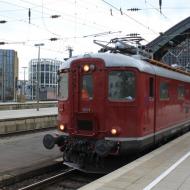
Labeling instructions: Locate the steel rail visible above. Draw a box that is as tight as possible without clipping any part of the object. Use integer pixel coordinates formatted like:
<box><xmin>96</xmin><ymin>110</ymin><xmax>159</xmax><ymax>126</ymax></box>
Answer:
<box><xmin>18</xmin><ymin>168</ymin><xmax>76</xmax><ymax>190</ymax></box>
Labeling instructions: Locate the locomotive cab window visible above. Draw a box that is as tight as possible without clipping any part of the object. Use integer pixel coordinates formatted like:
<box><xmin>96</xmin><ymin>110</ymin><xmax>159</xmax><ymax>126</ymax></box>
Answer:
<box><xmin>160</xmin><ymin>82</ymin><xmax>169</xmax><ymax>100</ymax></box>
<box><xmin>58</xmin><ymin>72</ymin><xmax>68</xmax><ymax>100</ymax></box>
<box><xmin>81</xmin><ymin>74</ymin><xmax>93</xmax><ymax>100</ymax></box>
<box><xmin>108</xmin><ymin>71</ymin><xmax>135</xmax><ymax>100</ymax></box>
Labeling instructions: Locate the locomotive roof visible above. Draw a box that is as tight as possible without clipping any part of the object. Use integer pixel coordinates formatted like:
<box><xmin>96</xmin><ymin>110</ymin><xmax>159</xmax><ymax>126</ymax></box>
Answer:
<box><xmin>60</xmin><ymin>53</ymin><xmax>190</xmax><ymax>83</ymax></box>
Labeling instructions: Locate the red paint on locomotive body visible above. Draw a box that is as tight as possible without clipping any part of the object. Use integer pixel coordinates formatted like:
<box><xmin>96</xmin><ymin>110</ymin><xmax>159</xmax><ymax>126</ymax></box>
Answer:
<box><xmin>58</xmin><ymin>54</ymin><xmax>190</xmax><ymax>144</ymax></box>
<box><xmin>44</xmin><ymin>52</ymin><xmax>190</xmax><ymax>172</ymax></box>
<box><xmin>155</xmin><ymin>77</ymin><xmax>190</xmax><ymax>132</ymax></box>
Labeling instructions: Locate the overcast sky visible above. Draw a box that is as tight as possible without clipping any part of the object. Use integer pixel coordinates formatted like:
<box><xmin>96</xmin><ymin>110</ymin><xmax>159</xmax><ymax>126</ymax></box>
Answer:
<box><xmin>0</xmin><ymin>0</ymin><xmax>189</xmax><ymax>79</ymax></box>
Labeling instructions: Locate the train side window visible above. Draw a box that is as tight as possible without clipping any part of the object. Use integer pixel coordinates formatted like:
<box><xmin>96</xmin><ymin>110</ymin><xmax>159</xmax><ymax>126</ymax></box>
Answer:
<box><xmin>108</xmin><ymin>71</ymin><xmax>135</xmax><ymax>101</ymax></box>
<box><xmin>149</xmin><ymin>77</ymin><xmax>154</xmax><ymax>98</ymax></box>
<box><xmin>58</xmin><ymin>72</ymin><xmax>68</xmax><ymax>100</ymax></box>
<box><xmin>160</xmin><ymin>82</ymin><xmax>169</xmax><ymax>100</ymax></box>
<box><xmin>178</xmin><ymin>86</ymin><xmax>185</xmax><ymax>99</ymax></box>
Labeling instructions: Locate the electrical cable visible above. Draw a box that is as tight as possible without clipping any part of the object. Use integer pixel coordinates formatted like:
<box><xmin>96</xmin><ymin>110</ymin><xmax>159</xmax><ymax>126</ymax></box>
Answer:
<box><xmin>101</xmin><ymin>0</ymin><xmax>158</xmax><ymax>35</ymax></box>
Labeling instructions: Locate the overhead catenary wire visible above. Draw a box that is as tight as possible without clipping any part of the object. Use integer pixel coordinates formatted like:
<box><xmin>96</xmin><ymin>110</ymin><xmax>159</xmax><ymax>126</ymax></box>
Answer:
<box><xmin>0</xmin><ymin>0</ymin><xmax>49</xmax><ymax>16</ymax></box>
<box><xmin>41</xmin><ymin>0</ymin><xmax>60</xmax><ymax>37</ymax></box>
<box><xmin>0</xmin><ymin>0</ymin><xmax>189</xmax><ymax>60</ymax></box>
<box><xmin>0</xmin><ymin>0</ymin><xmax>110</xmax><ymax>33</ymax></box>
<box><xmin>1</xmin><ymin>0</ymin><xmax>189</xmax><ymax>33</ymax></box>
<box><xmin>16</xmin><ymin>0</ymin><xmax>114</xmax><ymax>31</ymax></box>
<box><xmin>145</xmin><ymin>1</ymin><xmax>170</xmax><ymax>20</ymax></box>
<box><xmin>0</xmin><ymin>9</ymin><xmax>112</xmax><ymax>41</ymax></box>
<box><xmin>13</xmin><ymin>0</ymin><xmax>159</xmax><ymax>39</ymax></box>
<box><xmin>1</xmin><ymin>38</ymin><xmax>67</xmax><ymax>55</ymax></box>
<box><xmin>0</xmin><ymin>0</ymin><xmax>177</xmax><ymax>41</ymax></box>
<box><xmin>101</xmin><ymin>0</ymin><xmax>158</xmax><ymax>35</ymax></box>
<box><xmin>1</xmin><ymin>17</ymin><xmax>190</xmax><ymax>53</ymax></box>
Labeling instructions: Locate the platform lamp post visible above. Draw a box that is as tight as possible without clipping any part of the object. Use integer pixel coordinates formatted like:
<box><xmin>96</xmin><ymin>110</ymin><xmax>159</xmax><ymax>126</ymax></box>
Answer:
<box><xmin>34</xmin><ymin>43</ymin><xmax>44</xmax><ymax>111</ymax></box>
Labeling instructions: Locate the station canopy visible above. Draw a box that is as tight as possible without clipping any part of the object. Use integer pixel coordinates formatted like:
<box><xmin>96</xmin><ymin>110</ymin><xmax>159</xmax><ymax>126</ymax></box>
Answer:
<box><xmin>147</xmin><ymin>17</ymin><xmax>190</xmax><ymax>69</ymax></box>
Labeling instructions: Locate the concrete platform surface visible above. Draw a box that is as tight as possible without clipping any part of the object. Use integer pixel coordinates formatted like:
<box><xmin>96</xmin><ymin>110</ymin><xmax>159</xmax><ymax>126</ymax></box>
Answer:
<box><xmin>0</xmin><ymin>108</ymin><xmax>58</xmax><ymax>135</ymax></box>
<box><xmin>0</xmin><ymin>101</ymin><xmax>57</xmax><ymax>111</ymax></box>
<box><xmin>0</xmin><ymin>107</ymin><xmax>57</xmax><ymax>120</ymax></box>
<box><xmin>79</xmin><ymin>132</ymin><xmax>190</xmax><ymax>190</ymax></box>
<box><xmin>0</xmin><ymin>130</ymin><xmax>61</xmax><ymax>184</ymax></box>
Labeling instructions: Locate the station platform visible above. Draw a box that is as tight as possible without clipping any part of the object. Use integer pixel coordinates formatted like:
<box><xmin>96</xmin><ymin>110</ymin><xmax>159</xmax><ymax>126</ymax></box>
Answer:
<box><xmin>0</xmin><ymin>107</ymin><xmax>57</xmax><ymax>135</ymax></box>
<box><xmin>0</xmin><ymin>130</ymin><xmax>61</xmax><ymax>187</ymax></box>
<box><xmin>79</xmin><ymin>132</ymin><xmax>190</xmax><ymax>190</ymax></box>
<box><xmin>0</xmin><ymin>101</ymin><xmax>57</xmax><ymax>110</ymax></box>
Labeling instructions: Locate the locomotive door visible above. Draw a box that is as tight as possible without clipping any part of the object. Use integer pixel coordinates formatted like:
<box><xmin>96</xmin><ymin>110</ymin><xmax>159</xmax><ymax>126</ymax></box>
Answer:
<box><xmin>146</xmin><ymin>76</ymin><xmax>156</xmax><ymax>143</ymax></box>
<box><xmin>71</xmin><ymin>59</ymin><xmax>105</xmax><ymax>135</ymax></box>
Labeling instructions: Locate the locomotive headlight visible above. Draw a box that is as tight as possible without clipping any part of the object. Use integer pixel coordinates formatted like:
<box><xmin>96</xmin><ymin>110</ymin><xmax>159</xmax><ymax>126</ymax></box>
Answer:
<box><xmin>59</xmin><ymin>124</ymin><xmax>65</xmax><ymax>131</ymax></box>
<box><xmin>83</xmin><ymin>64</ymin><xmax>90</xmax><ymax>72</ymax></box>
<box><xmin>111</xmin><ymin>128</ymin><xmax>117</xmax><ymax>135</ymax></box>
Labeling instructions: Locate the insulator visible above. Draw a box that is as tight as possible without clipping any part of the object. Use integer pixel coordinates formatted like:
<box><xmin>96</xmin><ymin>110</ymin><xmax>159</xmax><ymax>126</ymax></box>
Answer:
<box><xmin>120</xmin><ymin>8</ymin><xmax>123</xmax><ymax>15</ymax></box>
<box><xmin>110</xmin><ymin>8</ymin><xmax>113</xmax><ymax>16</ymax></box>
<box><xmin>159</xmin><ymin>0</ymin><xmax>162</xmax><ymax>13</ymax></box>
<box><xmin>127</xmin><ymin>33</ymin><xmax>139</xmax><ymax>37</ymax></box>
<box><xmin>28</xmin><ymin>8</ymin><xmax>31</xmax><ymax>24</ymax></box>
<box><xmin>0</xmin><ymin>20</ymin><xmax>7</xmax><ymax>23</ymax></box>
<box><xmin>127</xmin><ymin>8</ymin><xmax>141</xmax><ymax>11</ymax></box>
<box><xmin>49</xmin><ymin>37</ymin><xmax>58</xmax><ymax>41</ymax></box>
<box><xmin>51</xmin><ymin>15</ymin><xmax>61</xmax><ymax>18</ymax></box>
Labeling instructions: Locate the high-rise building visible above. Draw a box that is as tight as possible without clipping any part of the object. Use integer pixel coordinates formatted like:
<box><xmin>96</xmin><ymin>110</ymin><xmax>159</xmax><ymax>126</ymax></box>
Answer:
<box><xmin>29</xmin><ymin>58</ymin><xmax>64</xmax><ymax>100</ymax></box>
<box><xmin>0</xmin><ymin>49</ymin><xmax>18</xmax><ymax>102</ymax></box>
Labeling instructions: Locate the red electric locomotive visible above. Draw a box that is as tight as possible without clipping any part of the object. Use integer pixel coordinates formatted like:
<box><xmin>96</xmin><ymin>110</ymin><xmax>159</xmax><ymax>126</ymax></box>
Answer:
<box><xmin>43</xmin><ymin>38</ymin><xmax>190</xmax><ymax>172</ymax></box>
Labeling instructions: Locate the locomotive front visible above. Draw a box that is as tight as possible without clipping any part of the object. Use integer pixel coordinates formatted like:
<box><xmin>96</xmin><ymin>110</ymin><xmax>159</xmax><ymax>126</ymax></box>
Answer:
<box><xmin>43</xmin><ymin>55</ymin><xmax>120</xmax><ymax>172</ymax></box>
<box><xmin>43</xmin><ymin>54</ymin><xmax>140</xmax><ymax>171</ymax></box>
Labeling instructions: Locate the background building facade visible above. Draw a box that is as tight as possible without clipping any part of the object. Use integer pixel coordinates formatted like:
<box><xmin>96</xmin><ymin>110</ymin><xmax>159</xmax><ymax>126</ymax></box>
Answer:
<box><xmin>147</xmin><ymin>17</ymin><xmax>190</xmax><ymax>71</ymax></box>
<box><xmin>29</xmin><ymin>58</ymin><xmax>63</xmax><ymax>100</ymax></box>
<box><xmin>162</xmin><ymin>38</ymin><xmax>190</xmax><ymax>70</ymax></box>
<box><xmin>0</xmin><ymin>49</ymin><xmax>18</xmax><ymax>102</ymax></box>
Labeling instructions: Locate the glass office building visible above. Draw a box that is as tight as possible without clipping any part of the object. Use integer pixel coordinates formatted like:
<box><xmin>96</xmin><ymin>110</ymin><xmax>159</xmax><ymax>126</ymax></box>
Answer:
<box><xmin>0</xmin><ymin>49</ymin><xmax>18</xmax><ymax>101</ymax></box>
<box><xmin>29</xmin><ymin>58</ymin><xmax>63</xmax><ymax>100</ymax></box>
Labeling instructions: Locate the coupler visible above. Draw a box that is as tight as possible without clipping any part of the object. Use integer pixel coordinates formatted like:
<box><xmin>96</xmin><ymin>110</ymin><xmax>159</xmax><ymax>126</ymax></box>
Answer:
<box><xmin>43</xmin><ymin>134</ymin><xmax>66</xmax><ymax>149</ymax></box>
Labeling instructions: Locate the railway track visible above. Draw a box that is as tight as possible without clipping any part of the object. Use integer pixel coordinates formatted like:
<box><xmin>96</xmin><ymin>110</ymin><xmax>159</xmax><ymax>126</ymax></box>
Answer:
<box><xmin>18</xmin><ymin>168</ymin><xmax>77</xmax><ymax>190</ymax></box>
<box><xmin>1</xmin><ymin>134</ymin><xmax>185</xmax><ymax>190</ymax></box>
<box><xmin>2</xmin><ymin>166</ymin><xmax>103</xmax><ymax>190</ymax></box>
